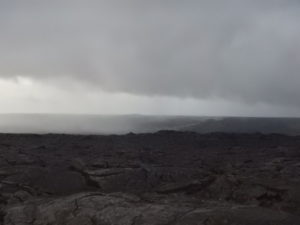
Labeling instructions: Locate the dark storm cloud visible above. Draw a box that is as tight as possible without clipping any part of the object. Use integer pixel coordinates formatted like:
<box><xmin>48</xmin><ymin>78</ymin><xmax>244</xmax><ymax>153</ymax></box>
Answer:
<box><xmin>0</xmin><ymin>0</ymin><xmax>300</xmax><ymax>106</ymax></box>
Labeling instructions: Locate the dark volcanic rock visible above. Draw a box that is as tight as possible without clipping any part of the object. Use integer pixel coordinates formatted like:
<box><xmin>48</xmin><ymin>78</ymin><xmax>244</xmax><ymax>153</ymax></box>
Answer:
<box><xmin>4</xmin><ymin>192</ymin><xmax>300</xmax><ymax>225</ymax></box>
<box><xmin>33</xmin><ymin>170</ymin><xmax>88</xmax><ymax>195</ymax></box>
<box><xmin>0</xmin><ymin>131</ymin><xmax>299</xmax><ymax>224</ymax></box>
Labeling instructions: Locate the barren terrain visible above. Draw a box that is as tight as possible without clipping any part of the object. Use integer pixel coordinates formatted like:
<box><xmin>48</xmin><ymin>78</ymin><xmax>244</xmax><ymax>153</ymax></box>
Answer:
<box><xmin>0</xmin><ymin>131</ymin><xmax>300</xmax><ymax>224</ymax></box>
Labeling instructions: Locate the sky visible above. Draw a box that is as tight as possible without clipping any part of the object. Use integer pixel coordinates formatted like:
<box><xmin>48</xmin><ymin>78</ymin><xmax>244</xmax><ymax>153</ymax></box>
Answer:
<box><xmin>0</xmin><ymin>0</ymin><xmax>300</xmax><ymax>117</ymax></box>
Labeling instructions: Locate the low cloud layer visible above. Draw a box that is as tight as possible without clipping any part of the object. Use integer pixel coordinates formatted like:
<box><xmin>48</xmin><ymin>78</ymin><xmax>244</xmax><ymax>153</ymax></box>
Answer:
<box><xmin>1</xmin><ymin>1</ymin><xmax>300</xmax><ymax>113</ymax></box>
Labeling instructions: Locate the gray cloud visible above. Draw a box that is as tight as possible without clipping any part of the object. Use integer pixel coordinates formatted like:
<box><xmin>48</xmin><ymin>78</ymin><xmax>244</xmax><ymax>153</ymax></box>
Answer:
<box><xmin>0</xmin><ymin>0</ymin><xmax>300</xmax><ymax>108</ymax></box>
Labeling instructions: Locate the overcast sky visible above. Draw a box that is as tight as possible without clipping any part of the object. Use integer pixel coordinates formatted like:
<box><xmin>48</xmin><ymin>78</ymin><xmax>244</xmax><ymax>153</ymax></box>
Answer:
<box><xmin>0</xmin><ymin>0</ymin><xmax>300</xmax><ymax>116</ymax></box>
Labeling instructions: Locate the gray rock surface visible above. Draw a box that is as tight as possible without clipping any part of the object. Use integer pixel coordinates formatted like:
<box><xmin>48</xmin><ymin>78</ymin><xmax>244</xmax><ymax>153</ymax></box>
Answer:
<box><xmin>0</xmin><ymin>131</ymin><xmax>299</xmax><ymax>224</ymax></box>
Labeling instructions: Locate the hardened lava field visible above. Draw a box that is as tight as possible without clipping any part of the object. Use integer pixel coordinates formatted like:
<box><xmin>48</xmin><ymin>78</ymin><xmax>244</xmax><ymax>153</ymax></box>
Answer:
<box><xmin>0</xmin><ymin>131</ymin><xmax>300</xmax><ymax>224</ymax></box>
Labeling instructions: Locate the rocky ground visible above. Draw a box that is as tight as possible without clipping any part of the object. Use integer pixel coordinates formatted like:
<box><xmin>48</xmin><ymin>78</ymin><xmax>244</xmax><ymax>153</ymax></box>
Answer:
<box><xmin>0</xmin><ymin>131</ymin><xmax>300</xmax><ymax>224</ymax></box>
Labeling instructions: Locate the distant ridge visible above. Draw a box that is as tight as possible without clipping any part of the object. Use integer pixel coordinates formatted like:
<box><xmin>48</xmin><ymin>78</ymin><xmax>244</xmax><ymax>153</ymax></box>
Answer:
<box><xmin>179</xmin><ymin>117</ymin><xmax>300</xmax><ymax>135</ymax></box>
<box><xmin>1</xmin><ymin>114</ymin><xmax>300</xmax><ymax>135</ymax></box>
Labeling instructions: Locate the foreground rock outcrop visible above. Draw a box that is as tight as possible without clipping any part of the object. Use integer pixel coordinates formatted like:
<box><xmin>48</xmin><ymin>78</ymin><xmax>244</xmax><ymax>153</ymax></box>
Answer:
<box><xmin>4</xmin><ymin>192</ymin><xmax>300</xmax><ymax>225</ymax></box>
<box><xmin>0</xmin><ymin>131</ymin><xmax>300</xmax><ymax>224</ymax></box>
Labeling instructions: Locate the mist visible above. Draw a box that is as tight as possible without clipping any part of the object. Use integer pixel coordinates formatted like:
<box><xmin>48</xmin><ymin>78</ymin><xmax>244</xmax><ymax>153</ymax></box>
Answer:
<box><xmin>0</xmin><ymin>114</ymin><xmax>206</xmax><ymax>134</ymax></box>
<box><xmin>1</xmin><ymin>114</ymin><xmax>300</xmax><ymax>135</ymax></box>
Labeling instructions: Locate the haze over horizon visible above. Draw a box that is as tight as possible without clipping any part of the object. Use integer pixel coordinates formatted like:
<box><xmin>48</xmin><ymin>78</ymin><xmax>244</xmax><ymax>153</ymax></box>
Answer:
<box><xmin>1</xmin><ymin>1</ymin><xmax>300</xmax><ymax>117</ymax></box>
